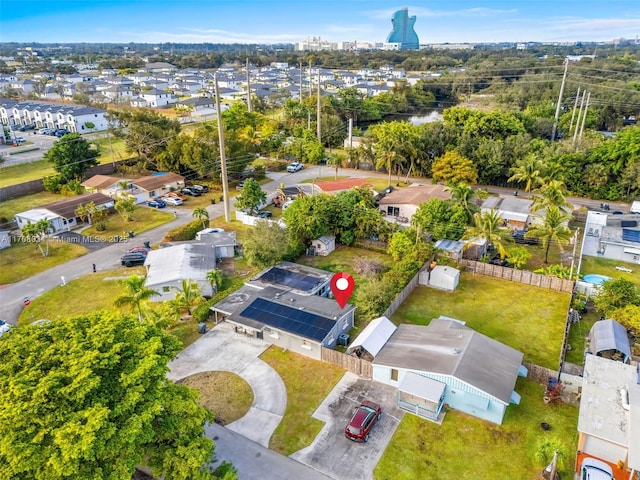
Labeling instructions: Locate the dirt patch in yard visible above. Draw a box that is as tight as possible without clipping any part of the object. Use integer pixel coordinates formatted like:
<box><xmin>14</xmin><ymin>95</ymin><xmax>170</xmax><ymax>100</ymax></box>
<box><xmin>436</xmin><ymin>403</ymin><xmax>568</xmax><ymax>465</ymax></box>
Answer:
<box><xmin>177</xmin><ymin>371</ymin><xmax>254</xmax><ymax>425</ymax></box>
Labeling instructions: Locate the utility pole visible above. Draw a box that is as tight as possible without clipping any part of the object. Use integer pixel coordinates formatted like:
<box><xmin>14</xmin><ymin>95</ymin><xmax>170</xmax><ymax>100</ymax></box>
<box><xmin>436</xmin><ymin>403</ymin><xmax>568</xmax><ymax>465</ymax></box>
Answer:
<box><xmin>568</xmin><ymin>87</ymin><xmax>581</xmax><ymax>134</ymax></box>
<box><xmin>316</xmin><ymin>70</ymin><xmax>321</xmax><ymax>143</ymax></box>
<box><xmin>246</xmin><ymin>58</ymin><xmax>252</xmax><ymax>112</ymax></box>
<box><xmin>299</xmin><ymin>62</ymin><xmax>303</xmax><ymax>102</ymax></box>
<box><xmin>578</xmin><ymin>92</ymin><xmax>591</xmax><ymax>141</ymax></box>
<box><xmin>214</xmin><ymin>73</ymin><xmax>231</xmax><ymax>222</ymax></box>
<box><xmin>551</xmin><ymin>59</ymin><xmax>568</xmax><ymax>142</ymax></box>
<box><xmin>573</xmin><ymin>89</ymin><xmax>587</xmax><ymax>145</ymax></box>
<box><xmin>348</xmin><ymin>118</ymin><xmax>353</xmax><ymax>149</ymax></box>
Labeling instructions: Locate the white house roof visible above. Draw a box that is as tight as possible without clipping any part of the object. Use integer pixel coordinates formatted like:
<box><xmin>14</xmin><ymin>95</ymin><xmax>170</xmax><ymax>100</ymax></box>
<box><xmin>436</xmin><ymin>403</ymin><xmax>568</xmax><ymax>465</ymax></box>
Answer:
<box><xmin>430</xmin><ymin>265</ymin><xmax>459</xmax><ymax>280</ymax></box>
<box><xmin>144</xmin><ymin>243</ymin><xmax>216</xmax><ymax>287</ymax></box>
<box><xmin>346</xmin><ymin>316</ymin><xmax>397</xmax><ymax>357</ymax></box>
<box><xmin>315</xmin><ymin>235</ymin><xmax>335</xmax><ymax>246</ymax></box>
<box><xmin>399</xmin><ymin>371</ymin><xmax>446</xmax><ymax>403</ymax></box>
<box><xmin>16</xmin><ymin>208</ymin><xmax>60</xmax><ymax>223</ymax></box>
<box><xmin>578</xmin><ymin>355</ymin><xmax>640</xmax><ymax>470</ymax></box>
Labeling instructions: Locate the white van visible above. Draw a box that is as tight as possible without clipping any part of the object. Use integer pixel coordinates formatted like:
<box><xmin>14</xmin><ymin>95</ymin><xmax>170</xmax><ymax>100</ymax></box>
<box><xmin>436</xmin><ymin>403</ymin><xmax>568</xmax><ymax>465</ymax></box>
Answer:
<box><xmin>631</xmin><ymin>200</ymin><xmax>640</xmax><ymax>214</ymax></box>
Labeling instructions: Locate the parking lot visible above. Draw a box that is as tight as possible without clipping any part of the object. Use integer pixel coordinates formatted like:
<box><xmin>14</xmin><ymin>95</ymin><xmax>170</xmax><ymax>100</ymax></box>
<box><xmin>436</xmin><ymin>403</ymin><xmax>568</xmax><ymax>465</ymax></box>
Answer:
<box><xmin>291</xmin><ymin>372</ymin><xmax>404</xmax><ymax>480</ymax></box>
<box><xmin>0</xmin><ymin>131</ymin><xmax>59</xmax><ymax>166</ymax></box>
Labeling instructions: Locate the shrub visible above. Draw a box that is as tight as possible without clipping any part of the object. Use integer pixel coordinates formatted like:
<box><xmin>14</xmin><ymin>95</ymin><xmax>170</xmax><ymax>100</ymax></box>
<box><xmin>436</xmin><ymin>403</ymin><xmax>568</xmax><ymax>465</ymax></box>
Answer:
<box><xmin>164</xmin><ymin>219</ymin><xmax>208</xmax><ymax>242</ymax></box>
<box><xmin>193</xmin><ymin>300</ymin><xmax>214</xmax><ymax>323</ymax></box>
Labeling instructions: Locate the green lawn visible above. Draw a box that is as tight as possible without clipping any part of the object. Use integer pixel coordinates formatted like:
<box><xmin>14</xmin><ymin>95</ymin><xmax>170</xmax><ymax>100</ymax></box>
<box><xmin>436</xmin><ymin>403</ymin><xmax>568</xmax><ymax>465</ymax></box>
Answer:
<box><xmin>392</xmin><ymin>273</ymin><xmax>571</xmax><ymax>368</ymax></box>
<box><xmin>0</xmin><ymin>191</ymin><xmax>66</xmax><ymax>221</ymax></box>
<box><xmin>82</xmin><ymin>207</ymin><xmax>175</xmax><ymax>237</ymax></box>
<box><xmin>579</xmin><ymin>255</ymin><xmax>640</xmax><ymax>287</ymax></box>
<box><xmin>260</xmin><ymin>347</ymin><xmax>345</xmax><ymax>455</ymax></box>
<box><xmin>0</xmin><ymin>240</ymin><xmax>87</xmax><ymax>284</ymax></box>
<box><xmin>375</xmin><ymin>377</ymin><xmax>578</xmax><ymax>480</ymax></box>
<box><xmin>565</xmin><ymin>310</ymin><xmax>599</xmax><ymax>365</ymax></box>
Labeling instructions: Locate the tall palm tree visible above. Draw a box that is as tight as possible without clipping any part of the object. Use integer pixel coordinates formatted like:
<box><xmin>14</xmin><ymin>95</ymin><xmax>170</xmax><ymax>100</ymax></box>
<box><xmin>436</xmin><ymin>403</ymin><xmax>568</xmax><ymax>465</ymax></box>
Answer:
<box><xmin>463</xmin><ymin>209</ymin><xmax>510</xmax><ymax>259</ymax></box>
<box><xmin>173</xmin><ymin>279</ymin><xmax>204</xmax><ymax>317</ymax></box>
<box><xmin>526</xmin><ymin>206</ymin><xmax>572</xmax><ymax>263</ymax></box>
<box><xmin>531</xmin><ymin>180</ymin><xmax>571</xmax><ymax>213</ymax></box>
<box><xmin>114</xmin><ymin>274</ymin><xmax>159</xmax><ymax>322</ymax></box>
<box><xmin>508</xmin><ymin>155</ymin><xmax>543</xmax><ymax>192</ymax></box>
<box><xmin>206</xmin><ymin>270</ymin><xmax>224</xmax><ymax>293</ymax></box>
<box><xmin>447</xmin><ymin>182</ymin><xmax>477</xmax><ymax>222</ymax></box>
<box><xmin>192</xmin><ymin>207</ymin><xmax>209</xmax><ymax>229</ymax></box>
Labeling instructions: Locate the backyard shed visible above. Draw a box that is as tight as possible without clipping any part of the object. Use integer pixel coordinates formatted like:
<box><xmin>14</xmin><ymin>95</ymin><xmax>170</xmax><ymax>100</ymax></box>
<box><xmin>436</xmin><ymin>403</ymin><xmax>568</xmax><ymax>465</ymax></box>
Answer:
<box><xmin>309</xmin><ymin>235</ymin><xmax>335</xmax><ymax>256</ymax></box>
<box><xmin>425</xmin><ymin>266</ymin><xmax>460</xmax><ymax>291</ymax></box>
<box><xmin>346</xmin><ymin>316</ymin><xmax>397</xmax><ymax>360</ymax></box>
<box><xmin>588</xmin><ymin>319</ymin><xmax>632</xmax><ymax>364</ymax></box>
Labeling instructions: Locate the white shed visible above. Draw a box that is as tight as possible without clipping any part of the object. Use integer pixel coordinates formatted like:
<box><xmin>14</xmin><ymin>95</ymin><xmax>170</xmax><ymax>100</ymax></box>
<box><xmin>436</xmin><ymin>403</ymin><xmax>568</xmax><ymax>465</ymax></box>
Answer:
<box><xmin>426</xmin><ymin>266</ymin><xmax>460</xmax><ymax>291</ymax></box>
<box><xmin>309</xmin><ymin>235</ymin><xmax>335</xmax><ymax>256</ymax></box>
<box><xmin>346</xmin><ymin>316</ymin><xmax>397</xmax><ymax>360</ymax></box>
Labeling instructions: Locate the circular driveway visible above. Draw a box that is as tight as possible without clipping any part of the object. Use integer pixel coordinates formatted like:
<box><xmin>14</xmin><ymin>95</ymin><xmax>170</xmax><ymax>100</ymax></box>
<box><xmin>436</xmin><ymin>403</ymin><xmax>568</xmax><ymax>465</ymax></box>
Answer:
<box><xmin>167</xmin><ymin>322</ymin><xmax>287</xmax><ymax>447</ymax></box>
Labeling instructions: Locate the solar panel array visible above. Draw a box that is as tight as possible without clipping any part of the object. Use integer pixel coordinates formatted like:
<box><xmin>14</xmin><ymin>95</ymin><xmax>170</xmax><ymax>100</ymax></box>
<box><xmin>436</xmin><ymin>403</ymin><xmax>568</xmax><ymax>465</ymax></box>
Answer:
<box><xmin>259</xmin><ymin>267</ymin><xmax>321</xmax><ymax>292</ymax></box>
<box><xmin>240</xmin><ymin>297</ymin><xmax>336</xmax><ymax>342</ymax></box>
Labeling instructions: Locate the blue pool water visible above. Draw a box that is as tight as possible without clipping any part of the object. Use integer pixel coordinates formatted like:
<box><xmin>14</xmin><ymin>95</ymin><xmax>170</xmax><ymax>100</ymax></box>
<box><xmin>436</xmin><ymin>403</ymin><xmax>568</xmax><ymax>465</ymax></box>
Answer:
<box><xmin>582</xmin><ymin>274</ymin><xmax>611</xmax><ymax>285</ymax></box>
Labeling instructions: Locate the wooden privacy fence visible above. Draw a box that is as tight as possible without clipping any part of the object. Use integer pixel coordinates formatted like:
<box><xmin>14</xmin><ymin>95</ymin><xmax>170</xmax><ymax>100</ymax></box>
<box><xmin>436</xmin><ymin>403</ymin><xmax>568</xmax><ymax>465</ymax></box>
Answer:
<box><xmin>461</xmin><ymin>260</ymin><xmax>574</xmax><ymax>293</ymax></box>
<box><xmin>524</xmin><ymin>362</ymin><xmax>558</xmax><ymax>384</ymax></box>
<box><xmin>381</xmin><ymin>264</ymin><xmax>424</xmax><ymax>319</ymax></box>
<box><xmin>321</xmin><ymin>347</ymin><xmax>372</xmax><ymax>378</ymax></box>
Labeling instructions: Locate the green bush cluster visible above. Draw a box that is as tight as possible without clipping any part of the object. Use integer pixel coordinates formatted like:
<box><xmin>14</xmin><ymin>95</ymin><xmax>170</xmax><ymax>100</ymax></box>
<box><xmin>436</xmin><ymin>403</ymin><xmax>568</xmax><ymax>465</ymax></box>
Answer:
<box><xmin>164</xmin><ymin>219</ymin><xmax>208</xmax><ymax>242</ymax></box>
<box><xmin>192</xmin><ymin>299</ymin><xmax>214</xmax><ymax>323</ymax></box>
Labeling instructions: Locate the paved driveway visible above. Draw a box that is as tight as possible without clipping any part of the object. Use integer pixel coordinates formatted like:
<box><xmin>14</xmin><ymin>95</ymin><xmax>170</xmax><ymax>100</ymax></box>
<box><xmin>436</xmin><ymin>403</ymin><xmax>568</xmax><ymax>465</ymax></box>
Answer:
<box><xmin>291</xmin><ymin>372</ymin><xmax>404</xmax><ymax>480</ymax></box>
<box><xmin>167</xmin><ymin>323</ymin><xmax>287</xmax><ymax>447</ymax></box>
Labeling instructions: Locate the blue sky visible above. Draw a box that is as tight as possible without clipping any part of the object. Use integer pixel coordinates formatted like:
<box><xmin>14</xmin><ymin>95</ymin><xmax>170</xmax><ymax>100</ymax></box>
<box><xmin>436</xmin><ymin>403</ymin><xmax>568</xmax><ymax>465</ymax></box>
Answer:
<box><xmin>1</xmin><ymin>0</ymin><xmax>639</xmax><ymax>44</ymax></box>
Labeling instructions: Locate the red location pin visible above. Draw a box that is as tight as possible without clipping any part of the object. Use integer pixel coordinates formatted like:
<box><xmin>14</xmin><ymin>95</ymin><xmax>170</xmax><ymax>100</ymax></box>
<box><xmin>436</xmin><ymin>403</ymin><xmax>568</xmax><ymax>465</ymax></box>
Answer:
<box><xmin>330</xmin><ymin>272</ymin><xmax>355</xmax><ymax>309</ymax></box>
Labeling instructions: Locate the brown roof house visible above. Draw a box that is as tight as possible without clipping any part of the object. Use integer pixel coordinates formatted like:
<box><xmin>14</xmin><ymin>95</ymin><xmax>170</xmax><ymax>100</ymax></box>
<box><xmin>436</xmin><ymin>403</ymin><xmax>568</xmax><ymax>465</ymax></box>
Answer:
<box><xmin>81</xmin><ymin>175</ymin><xmax>132</xmax><ymax>198</ymax></box>
<box><xmin>15</xmin><ymin>192</ymin><xmax>114</xmax><ymax>233</ymax></box>
<box><xmin>379</xmin><ymin>184</ymin><xmax>450</xmax><ymax>224</ymax></box>
<box><xmin>129</xmin><ymin>172</ymin><xmax>185</xmax><ymax>204</ymax></box>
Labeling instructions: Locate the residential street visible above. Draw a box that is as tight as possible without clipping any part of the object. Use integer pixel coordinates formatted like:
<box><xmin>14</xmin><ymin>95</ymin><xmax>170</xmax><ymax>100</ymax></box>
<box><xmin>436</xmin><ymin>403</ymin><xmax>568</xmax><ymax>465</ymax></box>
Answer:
<box><xmin>0</xmin><ymin>165</ymin><xmax>632</xmax><ymax>325</ymax></box>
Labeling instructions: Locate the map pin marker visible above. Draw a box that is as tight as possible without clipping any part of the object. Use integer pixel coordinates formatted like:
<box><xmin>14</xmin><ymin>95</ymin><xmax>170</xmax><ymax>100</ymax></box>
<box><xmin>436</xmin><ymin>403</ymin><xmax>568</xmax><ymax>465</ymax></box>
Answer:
<box><xmin>330</xmin><ymin>272</ymin><xmax>355</xmax><ymax>309</ymax></box>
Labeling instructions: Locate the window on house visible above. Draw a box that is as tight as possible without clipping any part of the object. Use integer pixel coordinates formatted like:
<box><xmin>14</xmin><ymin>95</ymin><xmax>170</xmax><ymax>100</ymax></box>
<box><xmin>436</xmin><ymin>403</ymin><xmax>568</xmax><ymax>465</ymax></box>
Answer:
<box><xmin>391</xmin><ymin>369</ymin><xmax>398</xmax><ymax>381</ymax></box>
<box><xmin>163</xmin><ymin>286</ymin><xmax>170</xmax><ymax>293</ymax></box>
<box><xmin>326</xmin><ymin>333</ymin><xmax>334</xmax><ymax>344</ymax></box>
<box><xmin>387</xmin><ymin>206</ymin><xmax>400</xmax><ymax>216</ymax></box>
<box><xmin>268</xmin><ymin>329</ymin><xmax>279</xmax><ymax>339</ymax></box>
<box><xmin>343</xmin><ymin>318</ymin><xmax>349</xmax><ymax>330</ymax></box>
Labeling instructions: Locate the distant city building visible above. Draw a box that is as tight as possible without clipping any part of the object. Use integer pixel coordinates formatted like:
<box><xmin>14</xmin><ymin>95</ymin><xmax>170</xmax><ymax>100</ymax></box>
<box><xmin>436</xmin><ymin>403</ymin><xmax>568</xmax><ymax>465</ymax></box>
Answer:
<box><xmin>385</xmin><ymin>7</ymin><xmax>419</xmax><ymax>50</ymax></box>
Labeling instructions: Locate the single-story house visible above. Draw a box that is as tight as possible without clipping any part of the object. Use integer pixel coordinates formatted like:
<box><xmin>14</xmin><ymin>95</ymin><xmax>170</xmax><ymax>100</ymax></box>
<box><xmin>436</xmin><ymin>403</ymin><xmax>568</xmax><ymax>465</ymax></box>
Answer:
<box><xmin>144</xmin><ymin>243</ymin><xmax>217</xmax><ymax>301</ymax></box>
<box><xmin>15</xmin><ymin>192</ymin><xmax>114</xmax><ymax>233</ymax></box>
<box><xmin>576</xmin><ymin>354</ymin><xmax>640</xmax><ymax>480</ymax></box>
<box><xmin>346</xmin><ymin>316</ymin><xmax>397</xmax><ymax>361</ymax></box>
<box><xmin>315</xmin><ymin>178</ymin><xmax>369</xmax><ymax>194</ymax></box>
<box><xmin>585</xmin><ymin>212</ymin><xmax>640</xmax><ymax>264</ymax></box>
<box><xmin>308</xmin><ymin>235</ymin><xmax>335</xmax><ymax>256</ymax></box>
<box><xmin>419</xmin><ymin>265</ymin><xmax>460</xmax><ymax>291</ymax></box>
<box><xmin>378</xmin><ymin>184</ymin><xmax>450</xmax><ymax>223</ymax></box>
<box><xmin>81</xmin><ymin>175</ymin><xmax>131</xmax><ymax>197</ymax></box>
<box><xmin>587</xmin><ymin>319</ymin><xmax>632</xmax><ymax>364</ymax></box>
<box><xmin>373</xmin><ymin>317</ymin><xmax>526</xmax><ymax>425</ymax></box>
<box><xmin>245</xmin><ymin>261</ymin><xmax>333</xmax><ymax>297</ymax></box>
<box><xmin>129</xmin><ymin>172</ymin><xmax>185</xmax><ymax>204</ymax></box>
<box><xmin>434</xmin><ymin>239</ymin><xmax>465</xmax><ymax>262</ymax></box>
<box><xmin>480</xmin><ymin>197</ymin><xmax>534</xmax><ymax>229</ymax></box>
<box><xmin>196</xmin><ymin>230</ymin><xmax>238</xmax><ymax>258</ymax></box>
<box><xmin>211</xmin><ymin>285</ymin><xmax>356</xmax><ymax>360</ymax></box>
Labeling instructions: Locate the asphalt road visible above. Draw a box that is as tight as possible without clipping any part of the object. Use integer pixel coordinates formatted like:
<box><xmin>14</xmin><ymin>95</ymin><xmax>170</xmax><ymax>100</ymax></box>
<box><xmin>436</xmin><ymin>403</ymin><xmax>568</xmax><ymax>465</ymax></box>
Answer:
<box><xmin>0</xmin><ymin>165</ymin><xmax>633</xmax><ymax>325</ymax></box>
<box><xmin>0</xmin><ymin>133</ymin><xmax>58</xmax><ymax>166</ymax></box>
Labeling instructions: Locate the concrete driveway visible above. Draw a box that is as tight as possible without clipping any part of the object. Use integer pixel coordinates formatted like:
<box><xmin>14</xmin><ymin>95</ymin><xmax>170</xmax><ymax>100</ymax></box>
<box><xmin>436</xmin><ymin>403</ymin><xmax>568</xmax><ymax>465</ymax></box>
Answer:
<box><xmin>291</xmin><ymin>372</ymin><xmax>404</xmax><ymax>480</ymax></box>
<box><xmin>167</xmin><ymin>323</ymin><xmax>287</xmax><ymax>447</ymax></box>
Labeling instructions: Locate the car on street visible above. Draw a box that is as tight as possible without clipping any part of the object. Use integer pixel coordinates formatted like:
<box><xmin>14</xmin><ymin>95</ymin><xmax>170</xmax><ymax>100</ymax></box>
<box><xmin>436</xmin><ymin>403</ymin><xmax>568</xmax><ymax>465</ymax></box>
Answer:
<box><xmin>511</xmin><ymin>230</ymin><xmax>540</xmax><ymax>245</ymax></box>
<box><xmin>163</xmin><ymin>196</ymin><xmax>183</xmax><ymax>206</ymax></box>
<box><xmin>181</xmin><ymin>187</ymin><xmax>201</xmax><ymax>197</ymax></box>
<box><xmin>167</xmin><ymin>192</ymin><xmax>187</xmax><ymax>202</ymax></box>
<box><xmin>287</xmin><ymin>162</ymin><xmax>304</xmax><ymax>173</ymax></box>
<box><xmin>257</xmin><ymin>211</ymin><xmax>273</xmax><ymax>219</ymax></box>
<box><xmin>38</xmin><ymin>128</ymin><xmax>55</xmax><ymax>135</ymax></box>
<box><xmin>121</xmin><ymin>251</ymin><xmax>147</xmax><ymax>267</ymax></box>
<box><xmin>344</xmin><ymin>400</ymin><xmax>382</xmax><ymax>442</ymax></box>
<box><xmin>147</xmin><ymin>199</ymin><xmax>166</xmax><ymax>209</ymax></box>
<box><xmin>0</xmin><ymin>319</ymin><xmax>11</xmax><ymax>337</ymax></box>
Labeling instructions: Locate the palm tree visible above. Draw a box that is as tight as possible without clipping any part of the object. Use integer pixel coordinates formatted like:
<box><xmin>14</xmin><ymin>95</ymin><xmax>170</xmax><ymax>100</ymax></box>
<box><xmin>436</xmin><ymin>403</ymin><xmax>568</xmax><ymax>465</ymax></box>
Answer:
<box><xmin>526</xmin><ymin>206</ymin><xmax>572</xmax><ymax>263</ymax></box>
<box><xmin>447</xmin><ymin>182</ymin><xmax>477</xmax><ymax>222</ymax></box>
<box><xmin>463</xmin><ymin>209</ymin><xmax>510</xmax><ymax>259</ymax></box>
<box><xmin>22</xmin><ymin>219</ymin><xmax>53</xmax><ymax>257</ymax></box>
<box><xmin>206</xmin><ymin>270</ymin><xmax>224</xmax><ymax>293</ymax></box>
<box><xmin>376</xmin><ymin>147</ymin><xmax>402</xmax><ymax>187</ymax></box>
<box><xmin>531</xmin><ymin>180</ymin><xmax>571</xmax><ymax>213</ymax></box>
<box><xmin>508</xmin><ymin>155</ymin><xmax>543</xmax><ymax>192</ymax></box>
<box><xmin>192</xmin><ymin>207</ymin><xmax>209</xmax><ymax>229</ymax></box>
<box><xmin>114</xmin><ymin>274</ymin><xmax>160</xmax><ymax>322</ymax></box>
<box><xmin>173</xmin><ymin>279</ymin><xmax>204</xmax><ymax>317</ymax></box>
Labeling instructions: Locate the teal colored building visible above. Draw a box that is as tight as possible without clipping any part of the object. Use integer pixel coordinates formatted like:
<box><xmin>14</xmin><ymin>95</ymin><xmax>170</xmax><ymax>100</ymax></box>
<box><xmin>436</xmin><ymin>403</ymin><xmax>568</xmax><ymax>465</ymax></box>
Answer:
<box><xmin>386</xmin><ymin>7</ymin><xmax>419</xmax><ymax>50</ymax></box>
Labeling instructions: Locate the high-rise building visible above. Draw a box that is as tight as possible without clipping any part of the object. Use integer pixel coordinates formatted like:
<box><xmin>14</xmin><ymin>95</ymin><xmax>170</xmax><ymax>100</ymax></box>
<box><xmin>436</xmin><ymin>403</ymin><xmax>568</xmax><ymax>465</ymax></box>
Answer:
<box><xmin>385</xmin><ymin>7</ymin><xmax>419</xmax><ymax>50</ymax></box>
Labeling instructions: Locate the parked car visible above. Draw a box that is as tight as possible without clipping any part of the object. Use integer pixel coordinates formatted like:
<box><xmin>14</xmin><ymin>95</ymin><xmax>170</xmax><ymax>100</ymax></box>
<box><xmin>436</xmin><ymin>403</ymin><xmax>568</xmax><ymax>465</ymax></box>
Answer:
<box><xmin>287</xmin><ymin>162</ymin><xmax>304</xmax><ymax>173</ymax></box>
<box><xmin>167</xmin><ymin>192</ymin><xmax>187</xmax><ymax>201</ymax></box>
<box><xmin>55</xmin><ymin>129</ymin><xmax>70</xmax><ymax>137</ymax></box>
<box><xmin>38</xmin><ymin>128</ymin><xmax>55</xmax><ymax>135</ymax></box>
<box><xmin>190</xmin><ymin>184</ymin><xmax>209</xmax><ymax>193</ymax></box>
<box><xmin>0</xmin><ymin>319</ymin><xmax>11</xmax><ymax>337</ymax></box>
<box><xmin>120</xmin><ymin>251</ymin><xmax>147</xmax><ymax>267</ymax></box>
<box><xmin>163</xmin><ymin>196</ymin><xmax>183</xmax><ymax>206</ymax></box>
<box><xmin>236</xmin><ymin>180</ymin><xmax>246</xmax><ymax>191</ymax></box>
<box><xmin>181</xmin><ymin>187</ymin><xmax>201</xmax><ymax>197</ymax></box>
<box><xmin>580</xmin><ymin>458</ymin><xmax>614</xmax><ymax>480</ymax></box>
<box><xmin>19</xmin><ymin>124</ymin><xmax>34</xmax><ymax>131</ymax></box>
<box><xmin>257</xmin><ymin>211</ymin><xmax>273</xmax><ymax>219</ymax></box>
<box><xmin>127</xmin><ymin>245</ymin><xmax>150</xmax><ymax>254</ymax></box>
<box><xmin>488</xmin><ymin>254</ymin><xmax>509</xmax><ymax>266</ymax></box>
<box><xmin>511</xmin><ymin>230</ymin><xmax>539</xmax><ymax>245</ymax></box>
<box><xmin>344</xmin><ymin>400</ymin><xmax>382</xmax><ymax>442</ymax></box>
<box><xmin>147</xmin><ymin>199</ymin><xmax>166</xmax><ymax>209</ymax></box>
<box><xmin>13</xmin><ymin>136</ymin><xmax>26</xmax><ymax>144</ymax></box>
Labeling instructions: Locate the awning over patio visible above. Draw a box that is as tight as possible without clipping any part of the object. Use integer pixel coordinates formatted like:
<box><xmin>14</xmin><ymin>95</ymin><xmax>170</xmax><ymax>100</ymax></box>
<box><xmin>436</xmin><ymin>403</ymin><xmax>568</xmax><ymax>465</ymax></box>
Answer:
<box><xmin>399</xmin><ymin>372</ymin><xmax>446</xmax><ymax>403</ymax></box>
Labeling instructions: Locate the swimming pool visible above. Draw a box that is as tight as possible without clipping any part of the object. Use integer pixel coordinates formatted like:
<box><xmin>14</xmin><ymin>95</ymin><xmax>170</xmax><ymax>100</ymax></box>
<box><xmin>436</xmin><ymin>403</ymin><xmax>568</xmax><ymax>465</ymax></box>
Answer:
<box><xmin>582</xmin><ymin>274</ymin><xmax>611</xmax><ymax>285</ymax></box>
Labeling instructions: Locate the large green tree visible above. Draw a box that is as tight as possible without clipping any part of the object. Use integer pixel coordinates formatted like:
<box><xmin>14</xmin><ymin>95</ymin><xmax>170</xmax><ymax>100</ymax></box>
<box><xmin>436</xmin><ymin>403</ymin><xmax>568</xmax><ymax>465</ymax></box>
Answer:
<box><xmin>432</xmin><ymin>151</ymin><xmax>478</xmax><ymax>185</ymax></box>
<box><xmin>243</xmin><ymin>221</ymin><xmax>290</xmax><ymax>269</ymax></box>
<box><xmin>463</xmin><ymin>209</ymin><xmax>510</xmax><ymax>259</ymax></box>
<box><xmin>43</xmin><ymin>132</ymin><xmax>98</xmax><ymax>182</ymax></box>
<box><xmin>0</xmin><ymin>312</ymin><xmax>214</xmax><ymax>480</ymax></box>
<box><xmin>594</xmin><ymin>278</ymin><xmax>640</xmax><ymax>316</ymax></box>
<box><xmin>235</xmin><ymin>179</ymin><xmax>267</xmax><ymax>213</ymax></box>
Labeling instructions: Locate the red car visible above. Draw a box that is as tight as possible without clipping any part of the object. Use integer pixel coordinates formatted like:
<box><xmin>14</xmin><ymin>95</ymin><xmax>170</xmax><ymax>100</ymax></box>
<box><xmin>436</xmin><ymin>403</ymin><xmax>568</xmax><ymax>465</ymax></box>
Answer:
<box><xmin>344</xmin><ymin>400</ymin><xmax>381</xmax><ymax>442</ymax></box>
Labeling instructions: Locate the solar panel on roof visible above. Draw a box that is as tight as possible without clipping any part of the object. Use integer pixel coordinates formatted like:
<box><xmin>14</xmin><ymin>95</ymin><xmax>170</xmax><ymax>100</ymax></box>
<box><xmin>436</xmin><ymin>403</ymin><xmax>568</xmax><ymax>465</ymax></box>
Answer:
<box><xmin>239</xmin><ymin>297</ymin><xmax>336</xmax><ymax>342</ymax></box>
<box><xmin>259</xmin><ymin>267</ymin><xmax>321</xmax><ymax>292</ymax></box>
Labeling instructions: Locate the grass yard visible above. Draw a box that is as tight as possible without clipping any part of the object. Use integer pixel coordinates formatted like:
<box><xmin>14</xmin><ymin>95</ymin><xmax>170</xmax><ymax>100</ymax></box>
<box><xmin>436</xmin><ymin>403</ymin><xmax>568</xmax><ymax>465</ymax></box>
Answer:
<box><xmin>82</xmin><ymin>207</ymin><xmax>174</xmax><ymax>237</ymax></box>
<box><xmin>579</xmin><ymin>255</ymin><xmax>640</xmax><ymax>287</ymax></box>
<box><xmin>176</xmin><ymin>371</ymin><xmax>253</xmax><ymax>425</ymax></box>
<box><xmin>520</xmin><ymin>241</ymin><xmax>571</xmax><ymax>271</ymax></box>
<box><xmin>565</xmin><ymin>310</ymin><xmax>599</xmax><ymax>365</ymax></box>
<box><xmin>0</xmin><ymin>240</ymin><xmax>87</xmax><ymax>284</ymax></box>
<box><xmin>0</xmin><ymin>191</ymin><xmax>66</xmax><ymax>221</ymax></box>
<box><xmin>392</xmin><ymin>273</ymin><xmax>571</xmax><ymax>368</ymax></box>
<box><xmin>260</xmin><ymin>347</ymin><xmax>345</xmax><ymax>455</ymax></box>
<box><xmin>375</xmin><ymin>377</ymin><xmax>578</xmax><ymax>480</ymax></box>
